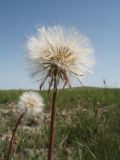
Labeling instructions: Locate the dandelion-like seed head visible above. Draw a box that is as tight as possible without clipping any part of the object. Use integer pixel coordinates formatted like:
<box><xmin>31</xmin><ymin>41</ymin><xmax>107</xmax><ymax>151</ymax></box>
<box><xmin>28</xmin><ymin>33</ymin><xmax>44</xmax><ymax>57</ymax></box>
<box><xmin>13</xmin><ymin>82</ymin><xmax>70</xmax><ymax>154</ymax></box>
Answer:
<box><xmin>26</xmin><ymin>25</ymin><xmax>94</xmax><ymax>89</ymax></box>
<box><xmin>17</xmin><ymin>91</ymin><xmax>44</xmax><ymax>119</ymax></box>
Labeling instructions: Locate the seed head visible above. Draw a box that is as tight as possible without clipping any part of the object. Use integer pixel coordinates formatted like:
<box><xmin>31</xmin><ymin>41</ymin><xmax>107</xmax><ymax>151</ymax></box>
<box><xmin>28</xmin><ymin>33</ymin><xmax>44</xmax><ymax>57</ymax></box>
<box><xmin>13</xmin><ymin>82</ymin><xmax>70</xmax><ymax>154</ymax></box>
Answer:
<box><xmin>26</xmin><ymin>25</ymin><xmax>94</xmax><ymax>89</ymax></box>
<box><xmin>17</xmin><ymin>91</ymin><xmax>44</xmax><ymax>119</ymax></box>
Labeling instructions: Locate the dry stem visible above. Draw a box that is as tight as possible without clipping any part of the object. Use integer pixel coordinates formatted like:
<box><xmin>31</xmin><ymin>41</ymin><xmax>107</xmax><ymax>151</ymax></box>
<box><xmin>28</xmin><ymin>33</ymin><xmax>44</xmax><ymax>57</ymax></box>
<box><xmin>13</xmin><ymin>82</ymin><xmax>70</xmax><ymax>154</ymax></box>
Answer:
<box><xmin>7</xmin><ymin>110</ymin><xmax>26</xmax><ymax>160</ymax></box>
<box><xmin>48</xmin><ymin>77</ymin><xmax>57</xmax><ymax>160</ymax></box>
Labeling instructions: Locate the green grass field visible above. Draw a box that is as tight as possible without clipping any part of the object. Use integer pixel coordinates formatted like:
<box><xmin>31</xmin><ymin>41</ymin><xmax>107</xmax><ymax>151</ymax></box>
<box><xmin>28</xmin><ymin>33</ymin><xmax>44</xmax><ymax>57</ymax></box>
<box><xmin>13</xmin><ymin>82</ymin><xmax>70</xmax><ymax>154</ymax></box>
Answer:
<box><xmin>0</xmin><ymin>87</ymin><xmax>120</xmax><ymax>160</ymax></box>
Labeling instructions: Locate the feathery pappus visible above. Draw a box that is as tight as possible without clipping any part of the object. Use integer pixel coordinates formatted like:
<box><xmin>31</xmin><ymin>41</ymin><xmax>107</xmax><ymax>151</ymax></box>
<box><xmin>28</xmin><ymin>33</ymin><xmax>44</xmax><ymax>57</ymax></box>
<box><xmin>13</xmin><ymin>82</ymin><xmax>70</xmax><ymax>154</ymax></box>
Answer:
<box><xmin>26</xmin><ymin>25</ymin><xmax>94</xmax><ymax>90</ymax></box>
<box><xmin>17</xmin><ymin>91</ymin><xmax>44</xmax><ymax>119</ymax></box>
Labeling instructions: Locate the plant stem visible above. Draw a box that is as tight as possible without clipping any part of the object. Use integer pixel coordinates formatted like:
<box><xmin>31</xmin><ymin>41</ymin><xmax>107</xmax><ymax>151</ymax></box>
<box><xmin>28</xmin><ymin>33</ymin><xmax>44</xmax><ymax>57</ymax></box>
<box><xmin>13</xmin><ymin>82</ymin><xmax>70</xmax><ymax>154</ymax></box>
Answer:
<box><xmin>48</xmin><ymin>79</ymin><xmax>57</xmax><ymax>160</ymax></box>
<box><xmin>103</xmin><ymin>79</ymin><xmax>107</xmax><ymax>104</ymax></box>
<box><xmin>7</xmin><ymin>111</ymin><xmax>26</xmax><ymax>160</ymax></box>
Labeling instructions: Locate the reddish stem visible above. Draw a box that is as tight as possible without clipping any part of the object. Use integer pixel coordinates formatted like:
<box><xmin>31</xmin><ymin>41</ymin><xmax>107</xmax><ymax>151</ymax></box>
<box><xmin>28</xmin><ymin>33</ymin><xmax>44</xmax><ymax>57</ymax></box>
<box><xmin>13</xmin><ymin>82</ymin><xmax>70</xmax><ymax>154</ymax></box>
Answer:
<box><xmin>48</xmin><ymin>80</ymin><xmax>57</xmax><ymax>160</ymax></box>
<box><xmin>7</xmin><ymin>110</ymin><xmax>26</xmax><ymax>160</ymax></box>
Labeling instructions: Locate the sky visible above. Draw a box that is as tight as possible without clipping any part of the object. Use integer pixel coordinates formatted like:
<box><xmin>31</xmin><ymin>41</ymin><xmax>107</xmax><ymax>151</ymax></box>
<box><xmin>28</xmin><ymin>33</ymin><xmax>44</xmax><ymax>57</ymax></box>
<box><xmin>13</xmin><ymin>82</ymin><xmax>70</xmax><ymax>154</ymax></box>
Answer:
<box><xmin>0</xmin><ymin>0</ymin><xmax>120</xmax><ymax>89</ymax></box>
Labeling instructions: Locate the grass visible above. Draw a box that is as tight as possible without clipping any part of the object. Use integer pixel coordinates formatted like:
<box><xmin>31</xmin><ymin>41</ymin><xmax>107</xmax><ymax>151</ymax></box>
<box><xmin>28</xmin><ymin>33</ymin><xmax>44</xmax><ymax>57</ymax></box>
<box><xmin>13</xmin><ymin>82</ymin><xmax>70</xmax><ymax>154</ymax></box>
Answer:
<box><xmin>0</xmin><ymin>87</ymin><xmax>120</xmax><ymax>159</ymax></box>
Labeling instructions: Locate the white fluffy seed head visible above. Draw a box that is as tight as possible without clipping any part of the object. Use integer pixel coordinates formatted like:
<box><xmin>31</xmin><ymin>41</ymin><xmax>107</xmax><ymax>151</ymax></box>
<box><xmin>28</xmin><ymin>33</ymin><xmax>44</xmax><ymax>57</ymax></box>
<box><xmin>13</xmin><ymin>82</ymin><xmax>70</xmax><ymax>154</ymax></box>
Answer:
<box><xmin>26</xmin><ymin>25</ymin><xmax>95</xmax><ymax>87</ymax></box>
<box><xmin>17</xmin><ymin>91</ymin><xmax>44</xmax><ymax>119</ymax></box>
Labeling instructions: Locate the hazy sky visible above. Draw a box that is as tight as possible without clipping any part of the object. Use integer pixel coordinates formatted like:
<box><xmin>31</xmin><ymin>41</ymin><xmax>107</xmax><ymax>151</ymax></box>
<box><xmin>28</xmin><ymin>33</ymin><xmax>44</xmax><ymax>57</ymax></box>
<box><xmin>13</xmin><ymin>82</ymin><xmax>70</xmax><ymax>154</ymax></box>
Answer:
<box><xmin>0</xmin><ymin>0</ymin><xmax>120</xmax><ymax>89</ymax></box>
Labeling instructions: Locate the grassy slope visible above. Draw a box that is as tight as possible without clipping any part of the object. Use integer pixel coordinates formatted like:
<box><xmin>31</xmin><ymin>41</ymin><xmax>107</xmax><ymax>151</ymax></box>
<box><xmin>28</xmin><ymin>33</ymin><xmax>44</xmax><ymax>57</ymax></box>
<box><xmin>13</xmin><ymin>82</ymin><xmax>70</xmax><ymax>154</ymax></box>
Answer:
<box><xmin>0</xmin><ymin>87</ymin><xmax>120</xmax><ymax>160</ymax></box>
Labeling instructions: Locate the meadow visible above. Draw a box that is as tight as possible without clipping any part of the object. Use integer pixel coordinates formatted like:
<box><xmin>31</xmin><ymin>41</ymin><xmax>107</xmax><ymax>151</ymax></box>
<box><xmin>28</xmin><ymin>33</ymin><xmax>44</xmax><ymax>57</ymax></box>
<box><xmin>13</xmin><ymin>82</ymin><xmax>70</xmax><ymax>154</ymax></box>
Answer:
<box><xmin>0</xmin><ymin>87</ymin><xmax>120</xmax><ymax>160</ymax></box>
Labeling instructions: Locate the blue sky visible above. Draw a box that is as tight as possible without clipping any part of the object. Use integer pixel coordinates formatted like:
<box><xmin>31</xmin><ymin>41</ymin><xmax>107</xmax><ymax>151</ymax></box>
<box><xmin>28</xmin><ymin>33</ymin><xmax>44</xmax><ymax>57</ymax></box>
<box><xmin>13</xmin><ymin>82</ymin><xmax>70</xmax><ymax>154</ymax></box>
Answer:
<box><xmin>0</xmin><ymin>0</ymin><xmax>120</xmax><ymax>89</ymax></box>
